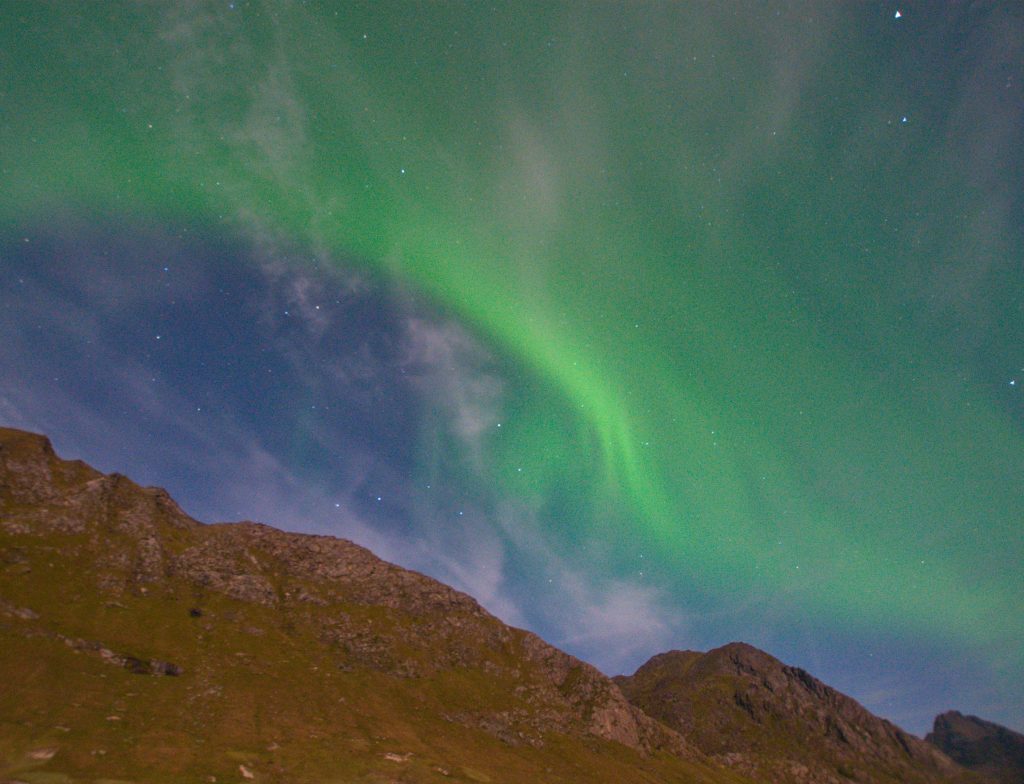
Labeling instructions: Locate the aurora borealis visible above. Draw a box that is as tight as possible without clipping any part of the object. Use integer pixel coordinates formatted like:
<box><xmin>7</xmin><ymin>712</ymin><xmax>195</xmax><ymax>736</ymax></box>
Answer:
<box><xmin>1</xmin><ymin>1</ymin><xmax>1022</xmax><ymax>735</ymax></box>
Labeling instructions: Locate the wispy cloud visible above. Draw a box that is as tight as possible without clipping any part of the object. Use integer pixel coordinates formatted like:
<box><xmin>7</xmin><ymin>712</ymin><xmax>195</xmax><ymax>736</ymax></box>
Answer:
<box><xmin>556</xmin><ymin>577</ymin><xmax>684</xmax><ymax>674</ymax></box>
<box><xmin>401</xmin><ymin>316</ymin><xmax>504</xmax><ymax>468</ymax></box>
<box><xmin>418</xmin><ymin>508</ymin><xmax>527</xmax><ymax>629</ymax></box>
<box><xmin>489</xmin><ymin>501</ymin><xmax>685</xmax><ymax>675</ymax></box>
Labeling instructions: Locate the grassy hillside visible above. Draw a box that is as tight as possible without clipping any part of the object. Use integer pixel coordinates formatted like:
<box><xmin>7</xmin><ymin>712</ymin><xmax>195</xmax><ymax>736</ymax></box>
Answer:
<box><xmin>0</xmin><ymin>427</ymin><xmax>749</xmax><ymax>784</ymax></box>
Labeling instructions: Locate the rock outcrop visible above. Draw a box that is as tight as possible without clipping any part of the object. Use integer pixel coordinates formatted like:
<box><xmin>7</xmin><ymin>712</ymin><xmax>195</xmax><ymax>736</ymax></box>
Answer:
<box><xmin>926</xmin><ymin>711</ymin><xmax>1024</xmax><ymax>784</ymax></box>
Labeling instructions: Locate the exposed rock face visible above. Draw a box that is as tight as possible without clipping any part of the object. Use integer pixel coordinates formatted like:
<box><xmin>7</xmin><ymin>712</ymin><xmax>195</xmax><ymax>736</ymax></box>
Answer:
<box><xmin>926</xmin><ymin>711</ymin><xmax>1024</xmax><ymax>784</ymax></box>
<box><xmin>1</xmin><ymin>427</ymin><xmax>695</xmax><ymax>783</ymax></box>
<box><xmin>614</xmin><ymin>643</ymin><xmax>975</xmax><ymax>784</ymax></box>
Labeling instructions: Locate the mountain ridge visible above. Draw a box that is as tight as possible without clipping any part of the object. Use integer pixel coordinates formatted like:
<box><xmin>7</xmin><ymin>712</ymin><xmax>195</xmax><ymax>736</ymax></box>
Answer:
<box><xmin>0</xmin><ymin>426</ymin><xmax>722</xmax><ymax>783</ymax></box>
<box><xmin>0</xmin><ymin>426</ymin><xmax>991</xmax><ymax>783</ymax></box>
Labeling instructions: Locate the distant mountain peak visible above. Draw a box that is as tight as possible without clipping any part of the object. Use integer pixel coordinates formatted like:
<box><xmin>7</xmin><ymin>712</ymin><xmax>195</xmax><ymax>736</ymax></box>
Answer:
<box><xmin>616</xmin><ymin>643</ymin><xmax>972</xmax><ymax>784</ymax></box>
<box><xmin>926</xmin><ymin>710</ymin><xmax>1024</xmax><ymax>784</ymax></box>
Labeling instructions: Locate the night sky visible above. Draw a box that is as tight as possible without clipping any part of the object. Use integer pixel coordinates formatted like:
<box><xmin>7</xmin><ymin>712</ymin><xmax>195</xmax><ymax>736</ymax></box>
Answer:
<box><xmin>2</xmin><ymin>2</ymin><xmax>1022</xmax><ymax>736</ymax></box>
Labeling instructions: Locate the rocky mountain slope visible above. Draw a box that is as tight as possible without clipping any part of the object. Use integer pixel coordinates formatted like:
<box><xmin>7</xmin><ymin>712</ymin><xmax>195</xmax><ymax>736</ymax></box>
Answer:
<box><xmin>0</xmin><ymin>426</ymin><xmax>988</xmax><ymax>784</ymax></box>
<box><xmin>613</xmin><ymin>644</ymin><xmax>977</xmax><ymax>784</ymax></box>
<box><xmin>0</xmin><ymin>426</ymin><xmax>750</xmax><ymax>784</ymax></box>
<box><xmin>926</xmin><ymin>711</ymin><xmax>1024</xmax><ymax>784</ymax></box>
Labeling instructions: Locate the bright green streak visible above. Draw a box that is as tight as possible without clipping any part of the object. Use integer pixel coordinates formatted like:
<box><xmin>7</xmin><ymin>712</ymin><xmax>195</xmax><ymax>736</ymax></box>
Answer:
<box><xmin>2</xmin><ymin>3</ymin><xmax>1022</xmax><ymax>651</ymax></box>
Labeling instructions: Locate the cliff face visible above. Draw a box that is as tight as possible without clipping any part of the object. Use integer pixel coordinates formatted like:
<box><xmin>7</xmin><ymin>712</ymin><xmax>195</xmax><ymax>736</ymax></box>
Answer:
<box><xmin>926</xmin><ymin>711</ymin><xmax>1024</xmax><ymax>784</ymax></box>
<box><xmin>1</xmin><ymin>427</ymin><xmax>733</xmax><ymax>784</ymax></box>
<box><xmin>614</xmin><ymin>643</ymin><xmax>976</xmax><ymax>784</ymax></box>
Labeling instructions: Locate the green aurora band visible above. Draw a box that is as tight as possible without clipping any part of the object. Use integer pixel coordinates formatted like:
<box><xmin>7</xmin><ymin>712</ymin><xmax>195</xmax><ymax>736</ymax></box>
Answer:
<box><xmin>3</xmin><ymin>3</ymin><xmax>1022</xmax><ymax>668</ymax></box>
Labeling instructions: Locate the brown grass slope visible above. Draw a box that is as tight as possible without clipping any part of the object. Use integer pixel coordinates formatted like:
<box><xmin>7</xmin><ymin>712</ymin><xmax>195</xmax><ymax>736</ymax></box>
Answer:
<box><xmin>613</xmin><ymin>644</ymin><xmax>982</xmax><ymax>784</ymax></box>
<box><xmin>0</xmin><ymin>427</ymin><xmax>753</xmax><ymax>784</ymax></box>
